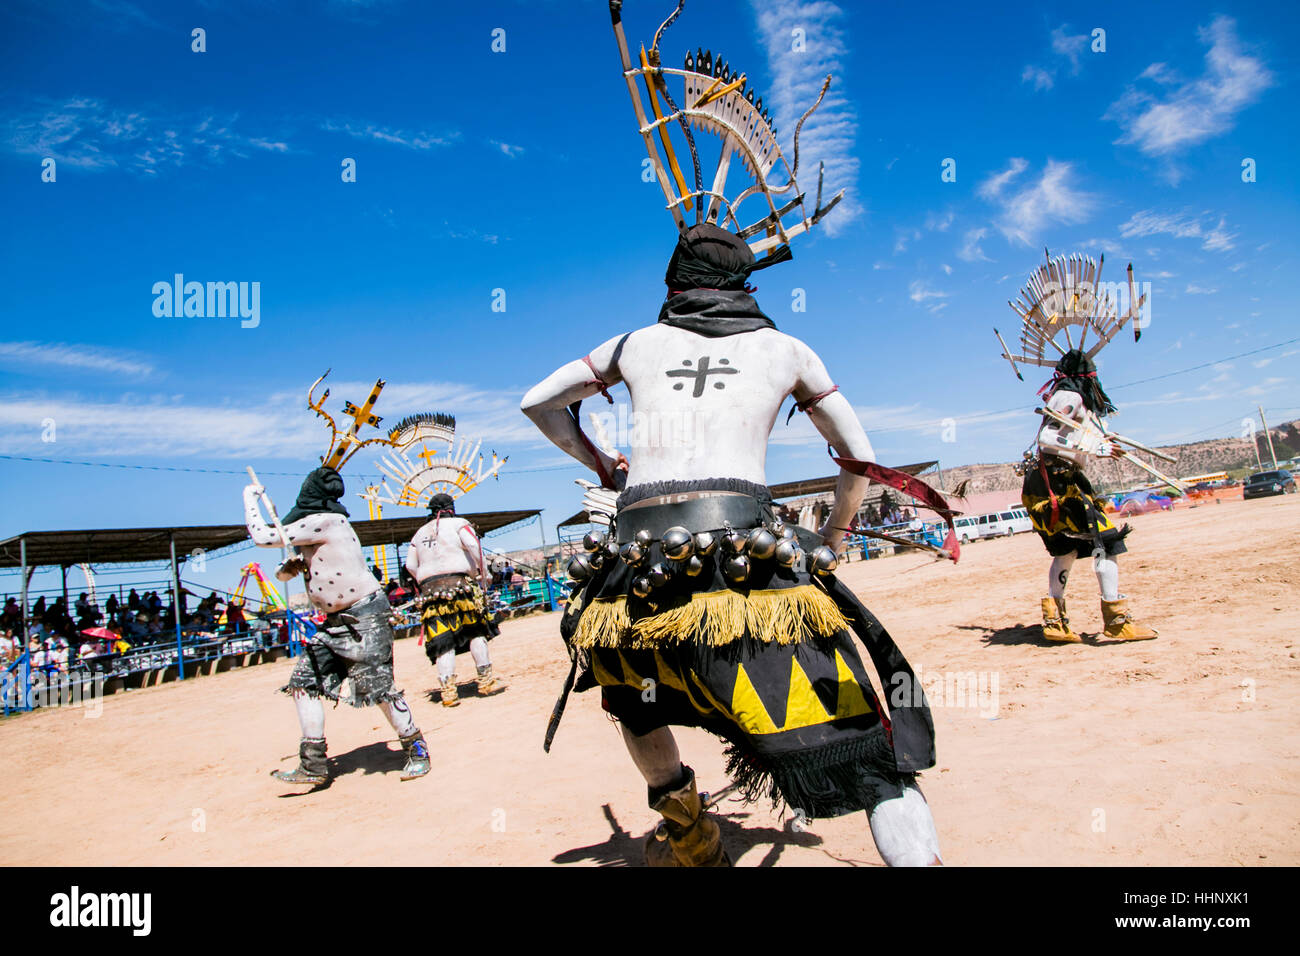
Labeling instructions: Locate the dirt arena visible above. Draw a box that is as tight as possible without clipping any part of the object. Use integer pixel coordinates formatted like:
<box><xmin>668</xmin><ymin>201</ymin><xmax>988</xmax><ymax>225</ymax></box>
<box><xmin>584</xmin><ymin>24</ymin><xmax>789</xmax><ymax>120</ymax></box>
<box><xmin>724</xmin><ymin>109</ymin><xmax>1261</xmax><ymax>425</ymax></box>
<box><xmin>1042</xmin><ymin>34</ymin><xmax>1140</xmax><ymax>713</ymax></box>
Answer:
<box><xmin>2</xmin><ymin>494</ymin><xmax>1297</xmax><ymax>866</ymax></box>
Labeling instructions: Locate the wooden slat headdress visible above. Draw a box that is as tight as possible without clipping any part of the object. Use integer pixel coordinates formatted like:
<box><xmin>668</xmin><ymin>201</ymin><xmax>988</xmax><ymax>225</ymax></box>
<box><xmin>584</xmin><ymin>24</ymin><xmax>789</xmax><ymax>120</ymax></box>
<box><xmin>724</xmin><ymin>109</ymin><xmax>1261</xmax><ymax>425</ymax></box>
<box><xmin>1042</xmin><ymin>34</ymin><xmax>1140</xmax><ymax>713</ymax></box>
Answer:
<box><xmin>609</xmin><ymin>0</ymin><xmax>845</xmax><ymax>262</ymax></box>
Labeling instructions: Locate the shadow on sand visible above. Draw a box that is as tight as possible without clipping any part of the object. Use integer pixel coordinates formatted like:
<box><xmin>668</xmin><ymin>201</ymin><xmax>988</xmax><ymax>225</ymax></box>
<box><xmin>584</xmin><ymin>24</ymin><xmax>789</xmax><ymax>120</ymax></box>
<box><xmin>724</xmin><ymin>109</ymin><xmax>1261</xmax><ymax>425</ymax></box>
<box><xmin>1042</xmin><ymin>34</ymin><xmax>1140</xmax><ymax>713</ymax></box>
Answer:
<box><xmin>272</xmin><ymin>740</ymin><xmax>407</xmax><ymax>797</ymax></box>
<box><xmin>551</xmin><ymin>801</ymin><xmax>878</xmax><ymax>867</ymax></box>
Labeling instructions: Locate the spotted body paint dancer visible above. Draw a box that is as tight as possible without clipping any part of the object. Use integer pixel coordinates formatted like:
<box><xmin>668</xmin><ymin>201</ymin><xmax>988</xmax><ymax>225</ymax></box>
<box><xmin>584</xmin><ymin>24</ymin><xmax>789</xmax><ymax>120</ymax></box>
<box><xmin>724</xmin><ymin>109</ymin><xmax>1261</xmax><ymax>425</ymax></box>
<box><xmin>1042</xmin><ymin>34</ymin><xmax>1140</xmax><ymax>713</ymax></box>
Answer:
<box><xmin>244</xmin><ymin>466</ymin><xmax>430</xmax><ymax>785</ymax></box>
<box><xmin>406</xmin><ymin>492</ymin><xmax>503</xmax><ymax>707</ymax></box>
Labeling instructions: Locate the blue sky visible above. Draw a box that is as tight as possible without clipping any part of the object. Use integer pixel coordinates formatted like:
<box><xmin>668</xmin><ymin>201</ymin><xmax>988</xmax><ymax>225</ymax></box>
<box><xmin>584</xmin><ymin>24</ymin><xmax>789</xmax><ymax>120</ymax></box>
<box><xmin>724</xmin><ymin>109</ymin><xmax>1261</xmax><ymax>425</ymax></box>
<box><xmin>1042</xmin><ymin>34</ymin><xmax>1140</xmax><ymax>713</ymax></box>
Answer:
<box><xmin>1</xmin><ymin>0</ymin><xmax>1297</xmax><ymax>596</ymax></box>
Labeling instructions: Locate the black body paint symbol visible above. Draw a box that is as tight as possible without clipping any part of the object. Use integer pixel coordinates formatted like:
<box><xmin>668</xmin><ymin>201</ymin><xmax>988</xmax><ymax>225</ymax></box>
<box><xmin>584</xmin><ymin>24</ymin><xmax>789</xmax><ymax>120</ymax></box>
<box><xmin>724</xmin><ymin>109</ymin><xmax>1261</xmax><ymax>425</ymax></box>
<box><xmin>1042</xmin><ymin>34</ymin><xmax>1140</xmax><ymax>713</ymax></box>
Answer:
<box><xmin>666</xmin><ymin>356</ymin><xmax>738</xmax><ymax>397</ymax></box>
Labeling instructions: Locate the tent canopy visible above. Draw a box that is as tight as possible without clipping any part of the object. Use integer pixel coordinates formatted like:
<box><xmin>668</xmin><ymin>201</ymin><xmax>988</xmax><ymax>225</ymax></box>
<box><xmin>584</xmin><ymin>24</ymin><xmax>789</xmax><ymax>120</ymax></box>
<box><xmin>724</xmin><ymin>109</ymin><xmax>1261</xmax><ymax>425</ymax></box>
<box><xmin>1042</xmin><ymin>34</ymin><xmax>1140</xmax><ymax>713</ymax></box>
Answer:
<box><xmin>555</xmin><ymin>463</ymin><xmax>940</xmax><ymax>528</ymax></box>
<box><xmin>0</xmin><ymin>509</ymin><xmax>541</xmax><ymax>569</ymax></box>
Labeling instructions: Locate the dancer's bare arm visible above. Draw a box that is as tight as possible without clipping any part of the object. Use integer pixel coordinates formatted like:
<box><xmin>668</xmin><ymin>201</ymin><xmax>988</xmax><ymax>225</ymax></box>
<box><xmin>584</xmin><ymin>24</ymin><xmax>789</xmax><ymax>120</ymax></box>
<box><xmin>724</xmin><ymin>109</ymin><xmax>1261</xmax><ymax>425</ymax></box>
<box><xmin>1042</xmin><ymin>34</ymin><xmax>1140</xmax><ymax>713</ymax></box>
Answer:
<box><xmin>520</xmin><ymin>334</ymin><xmax>629</xmax><ymax>487</ymax></box>
<box><xmin>458</xmin><ymin>523</ymin><xmax>488</xmax><ymax>585</ymax></box>
<box><xmin>243</xmin><ymin>485</ymin><xmax>284</xmax><ymax>548</ymax></box>
<box><xmin>792</xmin><ymin>342</ymin><xmax>875</xmax><ymax>551</ymax></box>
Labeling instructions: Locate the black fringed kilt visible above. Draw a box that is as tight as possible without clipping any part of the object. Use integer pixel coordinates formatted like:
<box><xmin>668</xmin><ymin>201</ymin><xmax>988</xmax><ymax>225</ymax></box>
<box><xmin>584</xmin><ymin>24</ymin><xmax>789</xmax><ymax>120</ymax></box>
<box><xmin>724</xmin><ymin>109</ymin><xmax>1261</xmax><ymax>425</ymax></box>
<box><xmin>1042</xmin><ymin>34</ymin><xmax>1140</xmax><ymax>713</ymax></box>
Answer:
<box><xmin>557</xmin><ymin>479</ymin><xmax>936</xmax><ymax>820</ymax></box>
<box><xmin>1021</xmin><ymin>457</ymin><xmax>1129</xmax><ymax>559</ymax></box>
<box><xmin>419</xmin><ymin>574</ymin><xmax>498</xmax><ymax>661</ymax></box>
<box><xmin>281</xmin><ymin>590</ymin><xmax>402</xmax><ymax>707</ymax></box>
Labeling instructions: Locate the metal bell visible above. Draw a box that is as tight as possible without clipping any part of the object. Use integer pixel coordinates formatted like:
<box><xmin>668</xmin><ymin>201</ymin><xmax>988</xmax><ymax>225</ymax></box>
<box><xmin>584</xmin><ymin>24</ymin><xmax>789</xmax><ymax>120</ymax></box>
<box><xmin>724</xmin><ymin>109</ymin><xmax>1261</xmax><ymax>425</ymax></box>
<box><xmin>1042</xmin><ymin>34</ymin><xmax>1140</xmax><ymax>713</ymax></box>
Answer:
<box><xmin>631</xmin><ymin>575</ymin><xmax>652</xmax><ymax>599</ymax></box>
<box><xmin>620</xmin><ymin>541</ymin><xmax>646</xmax><ymax>566</ymax></box>
<box><xmin>634</xmin><ymin>529</ymin><xmax>653</xmax><ymax>548</ymax></box>
<box><xmin>781</xmin><ymin>525</ymin><xmax>797</xmax><ymax>540</ymax></box>
<box><xmin>723</xmin><ymin>554</ymin><xmax>750</xmax><ymax>584</ymax></box>
<box><xmin>647</xmin><ymin>562</ymin><xmax>672</xmax><ymax>588</ymax></box>
<box><xmin>809</xmin><ymin>545</ymin><xmax>839</xmax><ymax>577</ymax></box>
<box><xmin>771</xmin><ymin>519</ymin><xmax>786</xmax><ymax>537</ymax></box>
<box><xmin>582</xmin><ymin>530</ymin><xmax>607</xmax><ymax>554</ymax></box>
<box><xmin>661</xmin><ymin>526</ymin><xmax>694</xmax><ymax>562</ymax></box>
<box><xmin>746</xmin><ymin>527</ymin><xmax>778</xmax><ymax>560</ymax></box>
<box><xmin>589</xmin><ymin>551</ymin><xmax>606</xmax><ymax>571</ymax></box>
<box><xmin>723</xmin><ymin>530</ymin><xmax>748</xmax><ymax>554</ymax></box>
<box><xmin>682</xmin><ymin>554</ymin><xmax>705</xmax><ymax>577</ymax></box>
<box><xmin>694</xmin><ymin>531</ymin><xmax>718</xmax><ymax>556</ymax></box>
<box><xmin>774</xmin><ymin>538</ymin><xmax>799</xmax><ymax>567</ymax></box>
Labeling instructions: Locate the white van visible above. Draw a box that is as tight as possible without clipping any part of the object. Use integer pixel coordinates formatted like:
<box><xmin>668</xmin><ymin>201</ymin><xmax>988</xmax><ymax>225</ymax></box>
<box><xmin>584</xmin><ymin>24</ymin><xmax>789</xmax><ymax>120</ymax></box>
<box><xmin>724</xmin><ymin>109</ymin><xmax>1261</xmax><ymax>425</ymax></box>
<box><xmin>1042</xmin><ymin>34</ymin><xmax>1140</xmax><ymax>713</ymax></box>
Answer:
<box><xmin>955</xmin><ymin>507</ymin><xmax>1033</xmax><ymax>542</ymax></box>
<box><xmin>953</xmin><ymin>516</ymin><xmax>980</xmax><ymax>544</ymax></box>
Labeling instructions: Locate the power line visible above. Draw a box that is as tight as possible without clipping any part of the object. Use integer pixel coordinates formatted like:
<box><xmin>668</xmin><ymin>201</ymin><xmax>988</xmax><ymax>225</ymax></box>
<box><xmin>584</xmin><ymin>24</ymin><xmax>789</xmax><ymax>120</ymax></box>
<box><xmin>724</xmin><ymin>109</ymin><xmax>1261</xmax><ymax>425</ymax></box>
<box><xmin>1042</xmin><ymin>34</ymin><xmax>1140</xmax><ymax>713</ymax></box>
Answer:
<box><xmin>3</xmin><ymin>337</ymin><xmax>1296</xmax><ymax>473</ymax></box>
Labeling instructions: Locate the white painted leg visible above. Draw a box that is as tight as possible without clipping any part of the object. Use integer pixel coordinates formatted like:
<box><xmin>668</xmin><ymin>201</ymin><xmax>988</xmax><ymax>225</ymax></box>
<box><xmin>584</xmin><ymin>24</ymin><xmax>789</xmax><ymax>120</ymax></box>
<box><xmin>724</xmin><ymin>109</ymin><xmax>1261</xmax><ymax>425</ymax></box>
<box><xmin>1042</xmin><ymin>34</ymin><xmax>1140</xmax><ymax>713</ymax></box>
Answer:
<box><xmin>468</xmin><ymin>636</ymin><xmax>491</xmax><ymax>669</ymax></box>
<box><xmin>378</xmin><ymin>697</ymin><xmax>417</xmax><ymax>738</ymax></box>
<box><xmin>436</xmin><ymin>648</ymin><xmax>456</xmax><ymax>681</ymax></box>
<box><xmin>293</xmin><ymin>693</ymin><xmax>325</xmax><ymax>739</ymax></box>
<box><xmin>868</xmin><ymin>784</ymin><xmax>943</xmax><ymax>867</ymax></box>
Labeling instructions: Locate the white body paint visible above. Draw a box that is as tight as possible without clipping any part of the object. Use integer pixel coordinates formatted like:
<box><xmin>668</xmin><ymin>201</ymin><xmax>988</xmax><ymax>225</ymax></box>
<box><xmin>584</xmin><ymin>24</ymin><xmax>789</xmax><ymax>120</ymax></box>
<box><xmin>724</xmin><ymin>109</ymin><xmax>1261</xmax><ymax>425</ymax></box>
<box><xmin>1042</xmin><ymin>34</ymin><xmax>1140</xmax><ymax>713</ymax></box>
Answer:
<box><xmin>868</xmin><ymin>785</ymin><xmax>943</xmax><ymax>867</ymax></box>
<box><xmin>405</xmin><ymin>516</ymin><xmax>487</xmax><ymax>585</ymax></box>
<box><xmin>521</xmin><ymin>324</ymin><xmax>876</xmax><ymax>550</ymax></box>
<box><xmin>244</xmin><ymin>486</ymin><xmax>380</xmax><ymax>615</ymax></box>
<box><xmin>525</xmin><ymin>319</ymin><xmax>940</xmax><ymax>865</ymax></box>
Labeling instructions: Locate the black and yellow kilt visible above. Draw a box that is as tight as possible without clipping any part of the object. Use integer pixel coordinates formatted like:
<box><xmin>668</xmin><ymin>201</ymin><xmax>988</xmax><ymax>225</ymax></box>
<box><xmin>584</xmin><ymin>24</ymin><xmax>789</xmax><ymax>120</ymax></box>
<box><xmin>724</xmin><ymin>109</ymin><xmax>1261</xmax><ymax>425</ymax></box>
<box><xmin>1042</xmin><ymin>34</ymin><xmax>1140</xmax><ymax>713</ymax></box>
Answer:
<box><xmin>1021</xmin><ymin>457</ymin><xmax>1129</xmax><ymax>558</ymax></box>
<box><xmin>557</xmin><ymin>479</ymin><xmax>936</xmax><ymax>820</ymax></box>
<box><xmin>419</xmin><ymin>574</ymin><xmax>498</xmax><ymax>660</ymax></box>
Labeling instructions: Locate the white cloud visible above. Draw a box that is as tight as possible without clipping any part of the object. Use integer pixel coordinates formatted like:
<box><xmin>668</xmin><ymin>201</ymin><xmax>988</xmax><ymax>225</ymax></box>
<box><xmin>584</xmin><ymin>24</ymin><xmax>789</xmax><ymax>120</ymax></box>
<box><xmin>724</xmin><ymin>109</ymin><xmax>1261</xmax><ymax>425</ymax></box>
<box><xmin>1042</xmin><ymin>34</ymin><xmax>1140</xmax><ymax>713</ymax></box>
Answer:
<box><xmin>320</xmin><ymin>120</ymin><xmax>459</xmax><ymax>151</ymax></box>
<box><xmin>979</xmin><ymin>159</ymin><xmax>1097</xmax><ymax>244</ymax></box>
<box><xmin>0</xmin><ymin>341</ymin><xmax>155</xmax><ymax>378</ymax></box>
<box><xmin>0</xmin><ymin>378</ymin><xmax>540</xmax><ymax>460</ymax></box>
<box><xmin>490</xmin><ymin>140</ymin><xmax>525</xmax><ymax>159</ymax></box>
<box><xmin>958</xmin><ymin>227</ymin><xmax>991</xmax><ymax>262</ymax></box>
<box><xmin>750</xmin><ymin>0</ymin><xmax>859</xmax><ymax>234</ymax></box>
<box><xmin>1105</xmin><ymin>17</ymin><xmax>1273</xmax><ymax>156</ymax></box>
<box><xmin>908</xmin><ymin>280</ymin><xmax>949</xmax><ymax>303</ymax></box>
<box><xmin>1049</xmin><ymin>26</ymin><xmax>1088</xmax><ymax>74</ymax></box>
<box><xmin>3</xmin><ymin>98</ymin><xmax>293</xmax><ymax>173</ymax></box>
<box><xmin>1021</xmin><ymin>66</ymin><xmax>1054</xmax><ymax>91</ymax></box>
<box><xmin>1021</xmin><ymin>25</ymin><xmax>1088</xmax><ymax>92</ymax></box>
<box><xmin>1119</xmin><ymin>209</ymin><xmax>1237</xmax><ymax>252</ymax></box>
<box><xmin>1185</xmin><ymin>284</ymin><xmax>1217</xmax><ymax>295</ymax></box>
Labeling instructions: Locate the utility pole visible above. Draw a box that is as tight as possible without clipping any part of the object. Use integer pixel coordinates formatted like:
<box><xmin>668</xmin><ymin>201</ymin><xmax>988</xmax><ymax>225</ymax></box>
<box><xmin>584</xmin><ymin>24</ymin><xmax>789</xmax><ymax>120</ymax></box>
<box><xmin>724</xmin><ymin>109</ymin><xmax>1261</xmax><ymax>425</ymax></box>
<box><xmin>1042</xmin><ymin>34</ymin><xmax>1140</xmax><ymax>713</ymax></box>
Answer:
<box><xmin>1258</xmin><ymin>405</ymin><xmax>1278</xmax><ymax>469</ymax></box>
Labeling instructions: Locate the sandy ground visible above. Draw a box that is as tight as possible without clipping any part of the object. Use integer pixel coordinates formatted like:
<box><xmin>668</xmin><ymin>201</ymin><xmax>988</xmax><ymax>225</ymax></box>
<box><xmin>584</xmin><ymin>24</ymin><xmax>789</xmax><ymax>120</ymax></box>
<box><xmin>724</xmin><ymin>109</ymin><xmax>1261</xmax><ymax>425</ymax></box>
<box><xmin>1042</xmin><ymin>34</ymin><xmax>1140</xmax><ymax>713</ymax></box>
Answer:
<box><xmin>2</xmin><ymin>494</ymin><xmax>1297</xmax><ymax>867</ymax></box>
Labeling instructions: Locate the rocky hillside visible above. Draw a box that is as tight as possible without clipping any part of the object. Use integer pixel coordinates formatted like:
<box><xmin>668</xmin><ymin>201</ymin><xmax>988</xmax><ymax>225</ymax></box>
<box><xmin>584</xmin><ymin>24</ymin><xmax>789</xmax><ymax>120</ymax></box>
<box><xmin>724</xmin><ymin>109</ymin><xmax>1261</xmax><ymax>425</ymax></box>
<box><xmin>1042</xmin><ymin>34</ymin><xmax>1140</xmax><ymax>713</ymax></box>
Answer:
<box><xmin>940</xmin><ymin>418</ymin><xmax>1300</xmax><ymax>495</ymax></box>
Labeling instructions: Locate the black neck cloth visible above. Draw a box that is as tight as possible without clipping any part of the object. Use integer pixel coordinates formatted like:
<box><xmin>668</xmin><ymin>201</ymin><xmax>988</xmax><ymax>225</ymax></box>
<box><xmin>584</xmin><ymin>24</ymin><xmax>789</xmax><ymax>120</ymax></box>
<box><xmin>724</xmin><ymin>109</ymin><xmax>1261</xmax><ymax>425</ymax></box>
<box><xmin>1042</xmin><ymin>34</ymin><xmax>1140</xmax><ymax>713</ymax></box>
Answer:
<box><xmin>282</xmin><ymin>466</ymin><xmax>349</xmax><ymax>525</ymax></box>
<box><xmin>656</xmin><ymin>223</ymin><xmax>781</xmax><ymax>337</ymax></box>
<box><xmin>1045</xmin><ymin>348</ymin><xmax>1117</xmax><ymax>416</ymax></box>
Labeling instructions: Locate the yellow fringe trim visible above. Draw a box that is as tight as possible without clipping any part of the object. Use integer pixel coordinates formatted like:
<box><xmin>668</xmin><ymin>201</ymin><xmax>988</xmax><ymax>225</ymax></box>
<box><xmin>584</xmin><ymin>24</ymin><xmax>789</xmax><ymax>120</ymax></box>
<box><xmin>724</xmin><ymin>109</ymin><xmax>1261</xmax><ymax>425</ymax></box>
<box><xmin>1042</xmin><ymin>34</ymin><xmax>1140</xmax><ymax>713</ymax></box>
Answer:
<box><xmin>573</xmin><ymin>584</ymin><xmax>850</xmax><ymax>650</ymax></box>
<box><xmin>421</xmin><ymin>597</ymin><xmax>480</xmax><ymax>620</ymax></box>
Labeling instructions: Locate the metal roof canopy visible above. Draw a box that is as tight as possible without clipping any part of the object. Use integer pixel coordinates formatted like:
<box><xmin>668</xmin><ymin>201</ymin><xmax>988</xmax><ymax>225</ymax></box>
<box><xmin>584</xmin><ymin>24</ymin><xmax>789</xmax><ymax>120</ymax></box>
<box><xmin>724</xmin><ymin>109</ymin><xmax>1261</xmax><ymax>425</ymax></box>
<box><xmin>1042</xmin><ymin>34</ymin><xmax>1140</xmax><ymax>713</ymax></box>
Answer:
<box><xmin>555</xmin><ymin>463</ymin><xmax>939</xmax><ymax>528</ymax></box>
<box><xmin>0</xmin><ymin>509</ymin><xmax>542</xmax><ymax>569</ymax></box>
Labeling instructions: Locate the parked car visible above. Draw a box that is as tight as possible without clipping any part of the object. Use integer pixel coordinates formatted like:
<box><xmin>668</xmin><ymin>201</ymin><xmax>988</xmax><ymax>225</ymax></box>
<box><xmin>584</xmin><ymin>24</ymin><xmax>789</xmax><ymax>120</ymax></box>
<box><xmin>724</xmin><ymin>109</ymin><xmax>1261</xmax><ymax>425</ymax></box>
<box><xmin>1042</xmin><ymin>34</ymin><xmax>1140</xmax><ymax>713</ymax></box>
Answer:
<box><xmin>1243</xmin><ymin>469</ymin><xmax>1297</xmax><ymax>499</ymax></box>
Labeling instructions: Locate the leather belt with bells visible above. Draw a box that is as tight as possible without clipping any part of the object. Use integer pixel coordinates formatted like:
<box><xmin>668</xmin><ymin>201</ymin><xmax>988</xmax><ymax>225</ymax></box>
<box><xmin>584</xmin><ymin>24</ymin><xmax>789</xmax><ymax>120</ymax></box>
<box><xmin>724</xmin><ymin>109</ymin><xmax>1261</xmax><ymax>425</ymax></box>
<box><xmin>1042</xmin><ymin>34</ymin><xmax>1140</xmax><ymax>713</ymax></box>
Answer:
<box><xmin>613</xmin><ymin>493</ymin><xmax>769</xmax><ymax>545</ymax></box>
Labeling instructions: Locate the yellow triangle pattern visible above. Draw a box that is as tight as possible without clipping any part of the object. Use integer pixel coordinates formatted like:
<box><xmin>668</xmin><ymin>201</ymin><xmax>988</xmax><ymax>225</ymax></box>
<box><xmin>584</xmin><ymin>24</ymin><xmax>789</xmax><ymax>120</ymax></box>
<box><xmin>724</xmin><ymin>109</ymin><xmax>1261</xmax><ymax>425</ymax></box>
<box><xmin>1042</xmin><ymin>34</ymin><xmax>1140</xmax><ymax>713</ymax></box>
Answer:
<box><xmin>729</xmin><ymin>664</ymin><xmax>780</xmax><ymax>735</ymax></box>
<box><xmin>781</xmin><ymin>658</ymin><xmax>834</xmax><ymax>731</ymax></box>
<box><xmin>833</xmin><ymin>649</ymin><xmax>875</xmax><ymax>720</ymax></box>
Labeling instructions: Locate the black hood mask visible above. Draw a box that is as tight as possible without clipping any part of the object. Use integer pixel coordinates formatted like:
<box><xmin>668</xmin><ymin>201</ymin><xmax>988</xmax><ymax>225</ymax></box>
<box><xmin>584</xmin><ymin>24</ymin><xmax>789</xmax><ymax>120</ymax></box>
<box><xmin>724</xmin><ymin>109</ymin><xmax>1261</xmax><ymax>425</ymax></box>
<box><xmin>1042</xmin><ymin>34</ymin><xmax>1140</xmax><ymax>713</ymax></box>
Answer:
<box><xmin>1043</xmin><ymin>349</ymin><xmax>1117</xmax><ymax>416</ymax></box>
<box><xmin>657</xmin><ymin>223</ymin><xmax>782</xmax><ymax>337</ymax></box>
<box><xmin>427</xmin><ymin>492</ymin><xmax>456</xmax><ymax>517</ymax></box>
<box><xmin>282</xmin><ymin>466</ymin><xmax>349</xmax><ymax>525</ymax></box>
